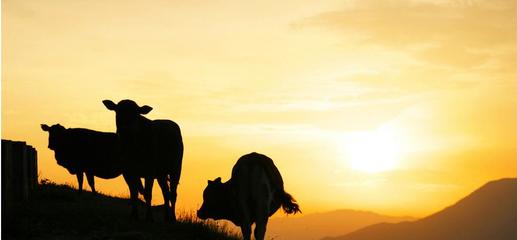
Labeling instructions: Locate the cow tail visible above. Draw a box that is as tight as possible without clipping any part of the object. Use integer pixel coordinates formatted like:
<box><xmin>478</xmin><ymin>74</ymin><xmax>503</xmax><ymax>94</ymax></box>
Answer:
<box><xmin>280</xmin><ymin>191</ymin><xmax>301</xmax><ymax>215</ymax></box>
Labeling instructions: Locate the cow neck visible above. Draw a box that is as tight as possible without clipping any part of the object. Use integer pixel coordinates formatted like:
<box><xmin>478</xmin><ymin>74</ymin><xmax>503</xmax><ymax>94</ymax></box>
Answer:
<box><xmin>54</xmin><ymin>131</ymin><xmax>71</xmax><ymax>160</ymax></box>
<box><xmin>52</xmin><ymin>131</ymin><xmax>79</xmax><ymax>171</ymax></box>
<box><xmin>54</xmin><ymin>150</ymin><xmax>67</xmax><ymax>163</ymax></box>
<box><xmin>132</xmin><ymin>115</ymin><xmax>153</xmax><ymax>140</ymax></box>
<box><xmin>223</xmin><ymin>180</ymin><xmax>241</xmax><ymax>225</ymax></box>
<box><xmin>138</xmin><ymin>115</ymin><xmax>152</xmax><ymax>129</ymax></box>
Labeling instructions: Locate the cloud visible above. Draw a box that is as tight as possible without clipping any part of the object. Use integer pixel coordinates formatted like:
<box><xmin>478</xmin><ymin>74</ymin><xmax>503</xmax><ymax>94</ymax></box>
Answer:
<box><xmin>415</xmin><ymin>44</ymin><xmax>491</xmax><ymax>68</ymax></box>
<box><xmin>302</xmin><ymin>0</ymin><xmax>517</xmax><ymax>69</ymax></box>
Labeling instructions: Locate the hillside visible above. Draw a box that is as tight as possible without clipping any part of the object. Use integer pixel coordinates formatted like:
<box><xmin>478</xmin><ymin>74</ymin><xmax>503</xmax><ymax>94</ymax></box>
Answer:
<box><xmin>267</xmin><ymin>209</ymin><xmax>415</xmax><ymax>240</ymax></box>
<box><xmin>324</xmin><ymin>178</ymin><xmax>517</xmax><ymax>240</ymax></box>
<box><xmin>2</xmin><ymin>180</ymin><xmax>240</xmax><ymax>240</ymax></box>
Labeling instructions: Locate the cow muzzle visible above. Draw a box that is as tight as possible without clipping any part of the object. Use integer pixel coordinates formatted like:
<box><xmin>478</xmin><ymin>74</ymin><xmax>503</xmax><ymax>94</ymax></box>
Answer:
<box><xmin>197</xmin><ymin>209</ymin><xmax>207</xmax><ymax>220</ymax></box>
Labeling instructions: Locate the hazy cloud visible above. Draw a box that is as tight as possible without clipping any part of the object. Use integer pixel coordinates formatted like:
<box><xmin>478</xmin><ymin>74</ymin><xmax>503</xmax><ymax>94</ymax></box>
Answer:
<box><xmin>303</xmin><ymin>0</ymin><xmax>517</xmax><ymax>69</ymax></box>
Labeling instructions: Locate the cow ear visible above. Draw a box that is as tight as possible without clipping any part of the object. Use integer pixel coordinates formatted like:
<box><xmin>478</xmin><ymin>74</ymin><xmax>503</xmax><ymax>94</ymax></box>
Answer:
<box><xmin>139</xmin><ymin>105</ymin><xmax>152</xmax><ymax>115</ymax></box>
<box><xmin>103</xmin><ymin>100</ymin><xmax>117</xmax><ymax>111</ymax></box>
<box><xmin>41</xmin><ymin>124</ymin><xmax>50</xmax><ymax>131</ymax></box>
<box><xmin>215</xmin><ymin>177</ymin><xmax>222</xmax><ymax>183</ymax></box>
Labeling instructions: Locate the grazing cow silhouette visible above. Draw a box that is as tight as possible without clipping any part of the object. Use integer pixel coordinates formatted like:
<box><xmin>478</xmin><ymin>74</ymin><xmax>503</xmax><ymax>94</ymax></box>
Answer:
<box><xmin>103</xmin><ymin>99</ymin><xmax>184</xmax><ymax>222</ymax></box>
<box><xmin>41</xmin><ymin>124</ymin><xmax>143</xmax><ymax>194</ymax></box>
<box><xmin>197</xmin><ymin>152</ymin><xmax>301</xmax><ymax>240</ymax></box>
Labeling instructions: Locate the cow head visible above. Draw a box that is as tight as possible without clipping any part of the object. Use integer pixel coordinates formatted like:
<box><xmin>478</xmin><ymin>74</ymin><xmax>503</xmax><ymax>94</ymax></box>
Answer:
<box><xmin>197</xmin><ymin>177</ymin><xmax>229</xmax><ymax>220</ymax></box>
<box><xmin>41</xmin><ymin>124</ymin><xmax>66</xmax><ymax>150</ymax></box>
<box><xmin>41</xmin><ymin>123</ymin><xmax>78</xmax><ymax>174</ymax></box>
<box><xmin>102</xmin><ymin>99</ymin><xmax>152</xmax><ymax>139</ymax></box>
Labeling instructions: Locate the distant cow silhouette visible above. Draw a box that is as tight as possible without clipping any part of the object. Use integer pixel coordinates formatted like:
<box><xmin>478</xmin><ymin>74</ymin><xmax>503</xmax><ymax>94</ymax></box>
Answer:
<box><xmin>41</xmin><ymin>124</ymin><xmax>143</xmax><ymax>194</ymax></box>
<box><xmin>197</xmin><ymin>152</ymin><xmax>301</xmax><ymax>240</ymax></box>
<box><xmin>103</xmin><ymin>99</ymin><xmax>184</xmax><ymax>222</ymax></box>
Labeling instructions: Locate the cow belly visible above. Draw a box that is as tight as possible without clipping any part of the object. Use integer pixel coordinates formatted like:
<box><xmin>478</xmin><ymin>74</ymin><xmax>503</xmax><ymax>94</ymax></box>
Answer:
<box><xmin>124</xmin><ymin>162</ymin><xmax>160</xmax><ymax>177</ymax></box>
<box><xmin>121</xmin><ymin>136</ymin><xmax>181</xmax><ymax>177</ymax></box>
<box><xmin>81</xmin><ymin>154</ymin><xmax>123</xmax><ymax>179</ymax></box>
<box><xmin>90</xmin><ymin>169</ymin><xmax>122</xmax><ymax>179</ymax></box>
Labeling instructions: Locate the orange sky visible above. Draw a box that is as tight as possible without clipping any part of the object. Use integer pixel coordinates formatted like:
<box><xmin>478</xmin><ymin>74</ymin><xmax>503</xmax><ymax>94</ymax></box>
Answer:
<box><xmin>3</xmin><ymin>0</ymin><xmax>517</xmax><ymax>217</ymax></box>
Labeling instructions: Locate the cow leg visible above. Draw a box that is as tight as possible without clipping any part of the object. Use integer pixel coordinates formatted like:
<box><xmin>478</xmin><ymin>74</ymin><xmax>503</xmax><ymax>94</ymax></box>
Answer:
<box><xmin>254</xmin><ymin>202</ymin><xmax>269</xmax><ymax>240</ymax></box>
<box><xmin>144</xmin><ymin>177</ymin><xmax>155</xmax><ymax>222</ymax></box>
<box><xmin>236</xmin><ymin>179</ymin><xmax>252</xmax><ymax>240</ymax></box>
<box><xmin>130</xmin><ymin>179</ymin><xmax>140</xmax><ymax>220</ymax></box>
<box><xmin>86</xmin><ymin>173</ymin><xmax>96</xmax><ymax>193</ymax></box>
<box><xmin>169</xmin><ymin>175</ymin><xmax>179</xmax><ymax>222</ymax></box>
<box><xmin>240</xmin><ymin>224</ymin><xmax>252</xmax><ymax>240</ymax></box>
<box><xmin>254</xmin><ymin>183</ymin><xmax>270</xmax><ymax>240</ymax></box>
<box><xmin>157</xmin><ymin>176</ymin><xmax>171</xmax><ymax>221</ymax></box>
<box><xmin>123</xmin><ymin>174</ymin><xmax>140</xmax><ymax>220</ymax></box>
<box><xmin>136</xmin><ymin>178</ymin><xmax>145</xmax><ymax>195</ymax></box>
<box><xmin>254</xmin><ymin>215</ymin><xmax>269</xmax><ymax>240</ymax></box>
<box><xmin>238</xmin><ymin>198</ymin><xmax>252</xmax><ymax>240</ymax></box>
<box><xmin>76</xmin><ymin>173</ymin><xmax>84</xmax><ymax>194</ymax></box>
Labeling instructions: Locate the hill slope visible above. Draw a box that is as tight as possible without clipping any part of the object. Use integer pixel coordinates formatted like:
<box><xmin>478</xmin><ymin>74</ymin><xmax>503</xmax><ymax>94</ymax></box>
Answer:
<box><xmin>3</xmin><ymin>181</ymin><xmax>239</xmax><ymax>240</ymax></box>
<box><xmin>324</xmin><ymin>178</ymin><xmax>517</xmax><ymax>240</ymax></box>
<box><xmin>267</xmin><ymin>209</ymin><xmax>415</xmax><ymax>240</ymax></box>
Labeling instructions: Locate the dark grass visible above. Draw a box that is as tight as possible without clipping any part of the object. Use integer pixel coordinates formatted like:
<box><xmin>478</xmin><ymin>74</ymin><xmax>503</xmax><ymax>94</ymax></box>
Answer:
<box><xmin>3</xmin><ymin>180</ymin><xmax>240</xmax><ymax>240</ymax></box>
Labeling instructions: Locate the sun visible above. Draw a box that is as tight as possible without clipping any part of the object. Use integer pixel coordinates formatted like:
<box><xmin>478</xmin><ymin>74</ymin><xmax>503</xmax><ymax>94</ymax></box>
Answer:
<box><xmin>342</xmin><ymin>127</ymin><xmax>402</xmax><ymax>173</ymax></box>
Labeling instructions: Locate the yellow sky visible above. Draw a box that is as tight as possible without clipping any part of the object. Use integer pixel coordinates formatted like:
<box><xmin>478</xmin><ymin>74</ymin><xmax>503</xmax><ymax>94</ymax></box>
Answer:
<box><xmin>3</xmin><ymin>0</ymin><xmax>516</xmax><ymax>217</ymax></box>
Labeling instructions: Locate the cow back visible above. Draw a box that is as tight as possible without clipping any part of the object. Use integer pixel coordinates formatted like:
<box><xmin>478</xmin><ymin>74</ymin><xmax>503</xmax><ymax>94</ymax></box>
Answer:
<box><xmin>231</xmin><ymin>153</ymin><xmax>284</xmax><ymax>192</ymax></box>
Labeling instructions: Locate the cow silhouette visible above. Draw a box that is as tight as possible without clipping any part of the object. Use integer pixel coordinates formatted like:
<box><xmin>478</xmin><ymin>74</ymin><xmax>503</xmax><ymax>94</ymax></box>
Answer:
<box><xmin>197</xmin><ymin>152</ymin><xmax>301</xmax><ymax>240</ymax></box>
<box><xmin>41</xmin><ymin>124</ymin><xmax>143</xmax><ymax>194</ymax></box>
<box><xmin>103</xmin><ymin>99</ymin><xmax>184</xmax><ymax>222</ymax></box>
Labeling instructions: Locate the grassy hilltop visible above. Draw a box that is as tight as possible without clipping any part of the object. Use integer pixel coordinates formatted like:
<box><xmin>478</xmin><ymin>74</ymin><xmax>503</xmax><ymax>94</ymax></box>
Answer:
<box><xmin>3</xmin><ymin>180</ymin><xmax>240</xmax><ymax>240</ymax></box>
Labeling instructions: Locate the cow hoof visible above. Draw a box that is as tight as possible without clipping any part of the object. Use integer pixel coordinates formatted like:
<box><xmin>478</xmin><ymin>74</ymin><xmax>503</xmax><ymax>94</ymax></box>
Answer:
<box><xmin>166</xmin><ymin>216</ymin><xmax>177</xmax><ymax>223</ymax></box>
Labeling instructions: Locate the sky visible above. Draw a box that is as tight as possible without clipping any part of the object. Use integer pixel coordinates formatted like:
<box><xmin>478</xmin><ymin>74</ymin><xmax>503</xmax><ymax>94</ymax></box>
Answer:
<box><xmin>3</xmin><ymin>0</ymin><xmax>517</xmax><ymax>217</ymax></box>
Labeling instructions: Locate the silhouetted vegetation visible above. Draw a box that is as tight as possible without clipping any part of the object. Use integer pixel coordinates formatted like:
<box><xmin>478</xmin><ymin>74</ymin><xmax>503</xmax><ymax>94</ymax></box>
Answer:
<box><xmin>3</xmin><ymin>180</ymin><xmax>240</xmax><ymax>240</ymax></box>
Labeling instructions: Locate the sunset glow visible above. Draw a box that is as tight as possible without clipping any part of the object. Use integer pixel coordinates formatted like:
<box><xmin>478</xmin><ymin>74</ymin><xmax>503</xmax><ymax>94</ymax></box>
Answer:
<box><xmin>3</xmin><ymin>0</ymin><xmax>517</xmax><ymax>219</ymax></box>
<box><xmin>344</xmin><ymin>127</ymin><xmax>402</xmax><ymax>173</ymax></box>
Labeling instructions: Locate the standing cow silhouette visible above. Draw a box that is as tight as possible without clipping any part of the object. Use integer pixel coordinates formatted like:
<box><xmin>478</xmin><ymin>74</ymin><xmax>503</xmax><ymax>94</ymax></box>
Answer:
<box><xmin>41</xmin><ymin>124</ymin><xmax>144</xmax><ymax>194</ymax></box>
<box><xmin>103</xmin><ymin>99</ymin><xmax>184</xmax><ymax>222</ymax></box>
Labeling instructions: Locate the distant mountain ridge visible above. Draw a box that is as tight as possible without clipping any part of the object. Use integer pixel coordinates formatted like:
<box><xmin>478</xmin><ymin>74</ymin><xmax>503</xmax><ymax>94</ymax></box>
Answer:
<box><xmin>324</xmin><ymin>178</ymin><xmax>517</xmax><ymax>240</ymax></box>
<box><xmin>266</xmin><ymin>209</ymin><xmax>415</xmax><ymax>240</ymax></box>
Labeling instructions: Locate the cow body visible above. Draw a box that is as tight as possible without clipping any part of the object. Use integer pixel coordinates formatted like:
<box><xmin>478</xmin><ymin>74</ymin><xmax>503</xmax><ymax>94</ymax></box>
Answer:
<box><xmin>198</xmin><ymin>152</ymin><xmax>300</xmax><ymax>240</ymax></box>
<box><xmin>41</xmin><ymin>124</ymin><xmax>128</xmax><ymax>193</ymax></box>
<box><xmin>121</xmin><ymin>119</ymin><xmax>182</xmax><ymax>177</ymax></box>
<box><xmin>103</xmin><ymin>99</ymin><xmax>184</xmax><ymax>222</ymax></box>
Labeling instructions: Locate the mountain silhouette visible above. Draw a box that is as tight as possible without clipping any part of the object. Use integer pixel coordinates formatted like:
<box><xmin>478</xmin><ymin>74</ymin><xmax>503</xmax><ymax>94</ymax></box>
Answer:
<box><xmin>266</xmin><ymin>209</ymin><xmax>415</xmax><ymax>240</ymax></box>
<box><xmin>323</xmin><ymin>178</ymin><xmax>517</xmax><ymax>240</ymax></box>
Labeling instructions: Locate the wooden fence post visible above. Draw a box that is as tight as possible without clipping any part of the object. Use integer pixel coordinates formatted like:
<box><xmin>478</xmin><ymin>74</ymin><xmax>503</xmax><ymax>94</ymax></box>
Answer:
<box><xmin>1</xmin><ymin>140</ymin><xmax>38</xmax><ymax>205</ymax></box>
